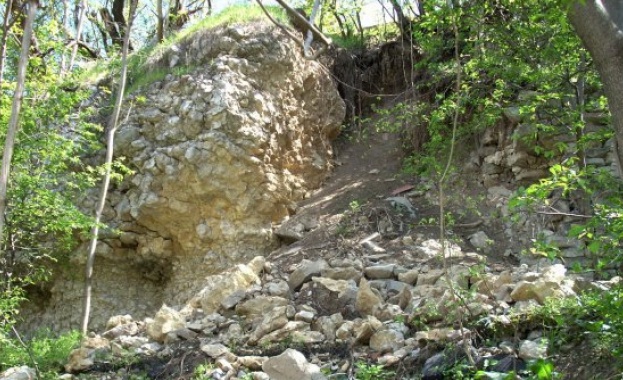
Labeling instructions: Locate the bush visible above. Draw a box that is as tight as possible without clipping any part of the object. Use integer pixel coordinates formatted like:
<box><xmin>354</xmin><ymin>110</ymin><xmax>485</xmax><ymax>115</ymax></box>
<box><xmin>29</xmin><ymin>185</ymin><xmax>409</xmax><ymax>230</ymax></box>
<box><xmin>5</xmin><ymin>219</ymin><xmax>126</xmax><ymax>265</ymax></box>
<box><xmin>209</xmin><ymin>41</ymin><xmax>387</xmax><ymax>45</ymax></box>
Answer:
<box><xmin>0</xmin><ymin>329</ymin><xmax>81</xmax><ymax>377</ymax></box>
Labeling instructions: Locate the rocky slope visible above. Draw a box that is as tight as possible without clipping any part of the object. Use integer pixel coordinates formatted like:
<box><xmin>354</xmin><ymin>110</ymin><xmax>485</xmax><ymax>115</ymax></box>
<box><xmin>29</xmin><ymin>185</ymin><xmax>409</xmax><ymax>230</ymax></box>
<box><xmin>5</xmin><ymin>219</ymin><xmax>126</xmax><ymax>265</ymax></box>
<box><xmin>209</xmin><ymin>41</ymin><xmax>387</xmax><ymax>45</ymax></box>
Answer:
<box><xmin>7</xmin><ymin>15</ymin><xmax>621</xmax><ymax>380</ymax></box>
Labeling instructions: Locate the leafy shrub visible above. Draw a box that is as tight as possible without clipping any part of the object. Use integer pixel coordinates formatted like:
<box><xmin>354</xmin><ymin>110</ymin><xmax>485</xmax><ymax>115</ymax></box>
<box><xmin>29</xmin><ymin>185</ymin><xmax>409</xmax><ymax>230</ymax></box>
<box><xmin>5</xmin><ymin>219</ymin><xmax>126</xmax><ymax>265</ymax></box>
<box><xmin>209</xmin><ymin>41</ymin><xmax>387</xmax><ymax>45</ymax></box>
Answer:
<box><xmin>0</xmin><ymin>329</ymin><xmax>81</xmax><ymax>376</ymax></box>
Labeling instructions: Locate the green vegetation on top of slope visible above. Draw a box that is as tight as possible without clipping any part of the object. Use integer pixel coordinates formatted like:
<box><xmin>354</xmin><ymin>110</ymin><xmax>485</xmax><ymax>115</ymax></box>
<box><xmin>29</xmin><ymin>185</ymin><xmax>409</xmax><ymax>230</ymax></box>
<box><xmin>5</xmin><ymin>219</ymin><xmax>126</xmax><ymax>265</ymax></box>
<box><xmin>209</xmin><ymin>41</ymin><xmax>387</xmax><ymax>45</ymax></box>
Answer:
<box><xmin>76</xmin><ymin>4</ymin><xmax>288</xmax><ymax>91</ymax></box>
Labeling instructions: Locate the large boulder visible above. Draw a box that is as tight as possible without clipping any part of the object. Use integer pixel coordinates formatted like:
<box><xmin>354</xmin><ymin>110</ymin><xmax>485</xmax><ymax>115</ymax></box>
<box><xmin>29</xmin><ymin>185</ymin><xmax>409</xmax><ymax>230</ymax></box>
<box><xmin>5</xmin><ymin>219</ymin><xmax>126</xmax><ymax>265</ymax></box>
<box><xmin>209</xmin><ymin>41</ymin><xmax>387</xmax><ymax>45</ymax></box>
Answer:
<box><xmin>21</xmin><ymin>22</ymin><xmax>345</xmax><ymax>331</ymax></box>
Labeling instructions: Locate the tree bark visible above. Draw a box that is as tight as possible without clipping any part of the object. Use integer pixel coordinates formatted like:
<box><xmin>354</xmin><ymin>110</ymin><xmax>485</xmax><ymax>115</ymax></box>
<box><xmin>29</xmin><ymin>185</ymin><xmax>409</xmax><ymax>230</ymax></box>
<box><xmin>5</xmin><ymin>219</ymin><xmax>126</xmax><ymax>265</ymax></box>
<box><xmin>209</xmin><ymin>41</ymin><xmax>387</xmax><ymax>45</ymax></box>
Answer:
<box><xmin>569</xmin><ymin>0</ymin><xmax>623</xmax><ymax>178</ymax></box>
<box><xmin>0</xmin><ymin>0</ymin><xmax>15</xmax><ymax>87</ymax></box>
<box><xmin>67</xmin><ymin>0</ymin><xmax>88</xmax><ymax>73</ymax></box>
<box><xmin>156</xmin><ymin>0</ymin><xmax>164</xmax><ymax>42</ymax></box>
<box><xmin>80</xmin><ymin>0</ymin><xmax>137</xmax><ymax>335</ymax></box>
<box><xmin>0</xmin><ymin>0</ymin><xmax>38</xmax><ymax>259</ymax></box>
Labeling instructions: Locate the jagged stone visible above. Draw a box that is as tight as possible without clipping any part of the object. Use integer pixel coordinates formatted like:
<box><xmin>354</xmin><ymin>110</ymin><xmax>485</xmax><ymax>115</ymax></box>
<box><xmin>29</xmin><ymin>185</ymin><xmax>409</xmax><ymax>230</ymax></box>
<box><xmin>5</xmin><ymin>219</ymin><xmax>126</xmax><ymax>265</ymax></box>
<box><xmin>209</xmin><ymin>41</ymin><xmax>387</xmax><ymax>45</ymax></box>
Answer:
<box><xmin>355</xmin><ymin>278</ymin><xmax>383</xmax><ymax>317</ymax></box>
<box><xmin>369</xmin><ymin>329</ymin><xmax>405</xmax><ymax>353</ymax></box>
<box><xmin>102</xmin><ymin>322</ymin><xmax>139</xmax><ymax>339</ymax></box>
<box><xmin>518</xmin><ymin>339</ymin><xmax>548</xmax><ymax>360</ymax></box>
<box><xmin>263</xmin><ymin>280</ymin><xmax>291</xmax><ymax>298</ymax></box>
<box><xmin>236</xmin><ymin>296</ymin><xmax>290</xmax><ymax>320</ymax></box>
<box><xmin>353</xmin><ymin>316</ymin><xmax>383</xmax><ymax>345</ymax></box>
<box><xmin>201</xmin><ymin>343</ymin><xmax>230</xmax><ymax>358</ymax></box>
<box><xmin>248</xmin><ymin>305</ymin><xmax>294</xmax><ymax>345</ymax></box>
<box><xmin>416</xmin><ymin>269</ymin><xmax>445</xmax><ymax>286</ymax></box>
<box><xmin>469</xmin><ymin>231</ymin><xmax>492</xmax><ymax>253</ymax></box>
<box><xmin>295</xmin><ymin>310</ymin><xmax>316</xmax><ymax>323</ymax></box>
<box><xmin>335</xmin><ymin>320</ymin><xmax>354</xmax><ymax>341</ymax></box>
<box><xmin>221</xmin><ymin>289</ymin><xmax>247</xmax><ymax>310</ymax></box>
<box><xmin>191</xmin><ymin>256</ymin><xmax>265</xmax><ymax>314</ymax></box>
<box><xmin>237</xmin><ymin>356</ymin><xmax>267</xmax><ymax>370</ymax></box>
<box><xmin>397</xmin><ymin>268</ymin><xmax>419</xmax><ymax>285</ymax></box>
<box><xmin>309</xmin><ymin>277</ymin><xmax>358</xmax><ymax>317</ymax></box>
<box><xmin>250</xmin><ymin>372</ymin><xmax>270</xmax><ymax>380</ymax></box>
<box><xmin>105</xmin><ymin>314</ymin><xmax>133</xmax><ymax>330</ymax></box>
<box><xmin>364</xmin><ymin>264</ymin><xmax>397</xmax><ymax>279</ymax></box>
<box><xmin>262</xmin><ymin>349</ymin><xmax>326</xmax><ymax>380</ymax></box>
<box><xmin>146</xmin><ymin>305</ymin><xmax>186</xmax><ymax>343</ymax></box>
<box><xmin>312</xmin><ymin>313</ymin><xmax>344</xmax><ymax>341</ymax></box>
<box><xmin>322</xmin><ymin>266</ymin><xmax>362</xmax><ymax>282</ymax></box>
<box><xmin>374</xmin><ymin>304</ymin><xmax>404</xmax><ymax>322</ymax></box>
<box><xmin>0</xmin><ymin>367</ymin><xmax>36</xmax><ymax>380</ymax></box>
<box><xmin>289</xmin><ymin>259</ymin><xmax>329</xmax><ymax>291</ymax></box>
<box><xmin>65</xmin><ymin>348</ymin><xmax>96</xmax><ymax>373</ymax></box>
<box><xmin>422</xmin><ymin>346</ymin><xmax>478</xmax><ymax>380</ymax></box>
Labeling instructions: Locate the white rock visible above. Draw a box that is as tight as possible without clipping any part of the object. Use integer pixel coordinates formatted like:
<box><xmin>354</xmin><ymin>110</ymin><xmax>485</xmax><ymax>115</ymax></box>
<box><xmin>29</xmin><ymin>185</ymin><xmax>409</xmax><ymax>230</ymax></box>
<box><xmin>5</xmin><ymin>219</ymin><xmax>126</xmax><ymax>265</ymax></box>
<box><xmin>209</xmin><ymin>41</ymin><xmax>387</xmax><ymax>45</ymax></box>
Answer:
<box><xmin>262</xmin><ymin>349</ymin><xmax>326</xmax><ymax>380</ymax></box>
<box><xmin>518</xmin><ymin>339</ymin><xmax>548</xmax><ymax>360</ymax></box>
<box><xmin>0</xmin><ymin>366</ymin><xmax>36</xmax><ymax>380</ymax></box>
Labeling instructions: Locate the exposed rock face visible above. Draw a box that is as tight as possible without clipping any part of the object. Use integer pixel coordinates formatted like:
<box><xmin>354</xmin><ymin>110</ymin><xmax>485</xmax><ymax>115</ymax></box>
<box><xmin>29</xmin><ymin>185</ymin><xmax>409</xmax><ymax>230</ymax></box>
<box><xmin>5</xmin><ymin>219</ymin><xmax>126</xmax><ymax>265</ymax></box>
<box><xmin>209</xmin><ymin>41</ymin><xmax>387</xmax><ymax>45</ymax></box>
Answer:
<box><xmin>21</xmin><ymin>22</ymin><xmax>345</xmax><ymax>331</ymax></box>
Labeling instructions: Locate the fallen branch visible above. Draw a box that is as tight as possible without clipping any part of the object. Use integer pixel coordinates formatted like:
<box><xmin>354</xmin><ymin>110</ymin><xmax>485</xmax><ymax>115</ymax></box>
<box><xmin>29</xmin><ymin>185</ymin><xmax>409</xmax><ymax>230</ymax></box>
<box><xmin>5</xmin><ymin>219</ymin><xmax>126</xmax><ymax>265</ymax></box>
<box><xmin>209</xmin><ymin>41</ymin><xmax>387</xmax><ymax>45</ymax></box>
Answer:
<box><xmin>360</xmin><ymin>232</ymin><xmax>386</xmax><ymax>252</ymax></box>
<box><xmin>255</xmin><ymin>0</ymin><xmax>331</xmax><ymax>59</ymax></box>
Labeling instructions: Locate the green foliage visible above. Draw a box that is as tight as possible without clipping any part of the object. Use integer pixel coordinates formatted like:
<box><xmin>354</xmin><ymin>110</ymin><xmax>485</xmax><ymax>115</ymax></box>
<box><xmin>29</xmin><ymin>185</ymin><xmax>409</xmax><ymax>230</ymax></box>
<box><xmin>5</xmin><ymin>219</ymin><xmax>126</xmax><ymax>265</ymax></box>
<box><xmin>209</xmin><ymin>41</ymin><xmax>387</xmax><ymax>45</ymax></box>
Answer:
<box><xmin>354</xmin><ymin>361</ymin><xmax>394</xmax><ymax>380</ymax></box>
<box><xmin>0</xmin><ymin>79</ymin><xmax>103</xmax><ymax>331</ymax></box>
<box><xmin>0</xmin><ymin>329</ymin><xmax>81</xmax><ymax>377</ymax></box>
<box><xmin>371</xmin><ymin>0</ymin><xmax>603</xmax><ymax>178</ymax></box>
<box><xmin>509</xmin><ymin>160</ymin><xmax>623</xmax><ymax>274</ymax></box>
<box><xmin>193</xmin><ymin>362</ymin><xmax>215</xmax><ymax>379</ymax></box>
<box><xmin>472</xmin><ymin>358</ymin><xmax>560</xmax><ymax>380</ymax></box>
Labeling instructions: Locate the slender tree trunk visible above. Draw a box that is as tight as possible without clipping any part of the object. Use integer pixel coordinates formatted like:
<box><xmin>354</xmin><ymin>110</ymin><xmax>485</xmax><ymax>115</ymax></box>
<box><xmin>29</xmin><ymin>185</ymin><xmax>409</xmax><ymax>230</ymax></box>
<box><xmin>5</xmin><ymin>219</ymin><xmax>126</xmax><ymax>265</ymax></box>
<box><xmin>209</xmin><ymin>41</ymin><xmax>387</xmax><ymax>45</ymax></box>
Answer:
<box><xmin>0</xmin><ymin>0</ymin><xmax>38</xmax><ymax>256</ymax></box>
<box><xmin>0</xmin><ymin>0</ymin><xmax>15</xmax><ymax>87</ymax></box>
<box><xmin>156</xmin><ymin>0</ymin><xmax>164</xmax><ymax>42</ymax></box>
<box><xmin>569</xmin><ymin>0</ymin><xmax>623</xmax><ymax>178</ymax></box>
<box><xmin>67</xmin><ymin>0</ymin><xmax>88</xmax><ymax>73</ymax></box>
<box><xmin>80</xmin><ymin>0</ymin><xmax>138</xmax><ymax>335</ymax></box>
<box><xmin>304</xmin><ymin>0</ymin><xmax>321</xmax><ymax>52</ymax></box>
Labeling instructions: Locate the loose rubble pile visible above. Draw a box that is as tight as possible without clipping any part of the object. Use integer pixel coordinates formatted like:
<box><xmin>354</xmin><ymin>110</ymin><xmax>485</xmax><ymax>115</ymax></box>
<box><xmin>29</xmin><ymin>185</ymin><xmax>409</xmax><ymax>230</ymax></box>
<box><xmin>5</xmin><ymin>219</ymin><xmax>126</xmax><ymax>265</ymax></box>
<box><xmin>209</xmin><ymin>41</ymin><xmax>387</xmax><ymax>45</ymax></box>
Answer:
<box><xmin>5</xmin><ymin>235</ymin><xmax>616</xmax><ymax>380</ymax></box>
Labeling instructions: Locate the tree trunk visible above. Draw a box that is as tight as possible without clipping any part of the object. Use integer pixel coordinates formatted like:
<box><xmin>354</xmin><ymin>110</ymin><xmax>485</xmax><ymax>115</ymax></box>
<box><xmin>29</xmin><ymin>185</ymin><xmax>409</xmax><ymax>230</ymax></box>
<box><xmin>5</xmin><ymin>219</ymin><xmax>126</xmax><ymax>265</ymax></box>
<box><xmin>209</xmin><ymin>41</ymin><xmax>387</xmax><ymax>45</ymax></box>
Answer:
<box><xmin>0</xmin><ymin>0</ymin><xmax>15</xmax><ymax>87</ymax></box>
<box><xmin>80</xmin><ymin>0</ymin><xmax>137</xmax><ymax>335</ymax></box>
<box><xmin>67</xmin><ymin>0</ymin><xmax>88</xmax><ymax>73</ymax></box>
<box><xmin>569</xmin><ymin>0</ymin><xmax>623</xmax><ymax>178</ymax></box>
<box><xmin>0</xmin><ymin>0</ymin><xmax>38</xmax><ymax>258</ymax></box>
<box><xmin>157</xmin><ymin>0</ymin><xmax>164</xmax><ymax>42</ymax></box>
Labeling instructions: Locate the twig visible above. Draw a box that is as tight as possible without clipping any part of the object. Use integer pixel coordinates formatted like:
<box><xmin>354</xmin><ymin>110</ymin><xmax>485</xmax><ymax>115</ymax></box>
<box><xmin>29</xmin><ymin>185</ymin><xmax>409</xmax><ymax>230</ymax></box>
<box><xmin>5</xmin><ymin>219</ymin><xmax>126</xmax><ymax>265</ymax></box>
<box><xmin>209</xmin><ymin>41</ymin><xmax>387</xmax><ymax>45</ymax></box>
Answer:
<box><xmin>11</xmin><ymin>326</ymin><xmax>41</xmax><ymax>379</ymax></box>
<box><xmin>536</xmin><ymin>210</ymin><xmax>592</xmax><ymax>218</ymax></box>
<box><xmin>438</xmin><ymin>4</ymin><xmax>476</xmax><ymax>367</ymax></box>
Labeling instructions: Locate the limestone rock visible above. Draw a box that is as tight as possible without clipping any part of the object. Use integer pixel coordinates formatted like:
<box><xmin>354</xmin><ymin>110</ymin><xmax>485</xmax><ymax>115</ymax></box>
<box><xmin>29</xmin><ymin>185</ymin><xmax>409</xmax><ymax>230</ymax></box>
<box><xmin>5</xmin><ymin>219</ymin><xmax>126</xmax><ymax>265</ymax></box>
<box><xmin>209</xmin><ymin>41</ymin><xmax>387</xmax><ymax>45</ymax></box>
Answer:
<box><xmin>237</xmin><ymin>356</ymin><xmax>267</xmax><ymax>370</ymax></box>
<box><xmin>24</xmin><ymin>21</ymin><xmax>345</xmax><ymax>330</ymax></box>
<box><xmin>262</xmin><ymin>349</ymin><xmax>326</xmax><ymax>380</ymax></box>
<box><xmin>236</xmin><ymin>296</ymin><xmax>290</xmax><ymax>320</ymax></box>
<box><xmin>356</xmin><ymin>278</ymin><xmax>383</xmax><ymax>317</ymax></box>
<box><xmin>102</xmin><ymin>322</ymin><xmax>139</xmax><ymax>339</ymax></box>
<box><xmin>146</xmin><ymin>305</ymin><xmax>186</xmax><ymax>343</ymax></box>
<box><xmin>312</xmin><ymin>313</ymin><xmax>344</xmax><ymax>341</ymax></box>
<box><xmin>469</xmin><ymin>231</ymin><xmax>492</xmax><ymax>253</ymax></box>
<box><xmin>248</xmin><ymin>305</ymin><xmax>293</xmax><ymax>345</ymax></box>
<box><xmin>289</xmin><ymin>259</ymin><xmax>328</xmax><ymax>291</ymax></box>
<box><xmin>364</xmin><ymin>264</ymin><xmax>397</xmax><ymax>279</ymax></box>
<box><xmin>416</xmin><ymin>269</ymin><xmax>445</xmax><ymax>286</ymax></box>
<box><xmin>309</xmin><ymin>277</ymin><xmax>358</xmax><ymax>317</ymax></box>
<box><xmin>518</xmin><ymin>339</ymin><xmax>548</xmax><ymax>360</ymax></box>
<box><xmin>105</xmin><ymin>314</ymin><xmax>133</xmax><ymax>329</ymax></box>
<box><xmin>191</xmin><ymin>256</ymin><xmax>265</xmax><ymax>314</ymax></box>
<box><xmin>263</xmin><ymin>280</ymin><xmax>291</xmax><ymax>298</ymax></box>
<box><xmin>397</xmin><ymin>269</ymin><xmax>419</xmax><ymax>285</ymax></box>
<box><xmin>322</xmin><ymin>266</ymin><xmax>362</xmax><ymax>282</ymax></box>
<box><xmin>65</xmin><ymin>348</ymin><xmax>95</xmax><ymax>373</ymax></box>
<box><xmin>0</xmin><ymin>366</ymin><xmax>36</xmax><ymax>380</ymax></box>
<box><xmin>353</xmin><ymin>316</ymin><xmax>383</xmax><ymax>345</ymax></box>
<box><xmin>201</xmin><ymin>343</ymin><xmax>231</xmax><ymax>358</ymax></box>
<box><xmin>369</xmin><ymin>329</ymin><xmax>405</xmax><ymax>353</ymax></box>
